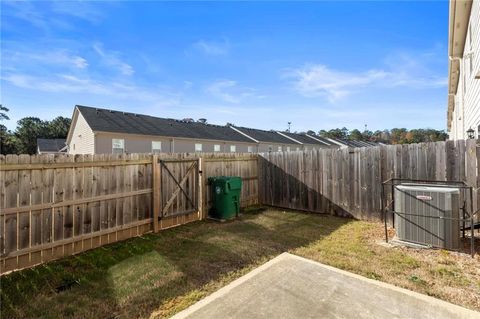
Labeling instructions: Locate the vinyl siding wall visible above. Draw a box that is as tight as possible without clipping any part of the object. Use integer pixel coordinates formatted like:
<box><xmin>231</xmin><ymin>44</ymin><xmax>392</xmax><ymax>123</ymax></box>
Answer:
<box><xmin>450</xmin><ymin>1</ymin><xmax>480</xmax><ymax>140</ymax></box>
<box><xmin>94</xmin><ymin>132</ymin><xmax>257</xmax><ymax>154</ymax></box>
<box><xmin>68</xmin><ymin>111</ymin><xmax>95</xmax><ymax>154</ymax></box>
<box><xmin>257</xmin><ymin>142</ymin><xmax>302</xmax><ymax>152</ymax></box>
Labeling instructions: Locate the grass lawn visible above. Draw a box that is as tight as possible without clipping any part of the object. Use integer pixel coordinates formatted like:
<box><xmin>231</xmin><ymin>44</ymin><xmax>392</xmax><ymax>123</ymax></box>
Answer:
<box><xmin>1</xmin><ymin>207</ymin><xmax>479</xmax><ymax>318</ymax></box>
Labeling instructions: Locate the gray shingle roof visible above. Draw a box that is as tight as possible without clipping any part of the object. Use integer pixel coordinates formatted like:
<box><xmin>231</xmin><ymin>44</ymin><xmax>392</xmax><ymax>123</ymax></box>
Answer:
<box><xmin>37</xmin><ymin>138</ymin><xmax>66</xmax><ymax>153</ymax></box>
<box><xmin>76</xmin><ymin>105</ymin><xmax>253</xmax><ymax>143</ymax></box>
<box><xmin>330</xmin><ymin>138</ymin><xmax>379</xmax><ymax>148</ymax></box>
<box><xmin>232</xmin><ymin>126</ymin><xmax>298</xmax><ymax>144</ymax></box>
<box><xmin>280</xmin><ymin>132</ymin><xmax>332</xmax><ymax>146</ymax></box>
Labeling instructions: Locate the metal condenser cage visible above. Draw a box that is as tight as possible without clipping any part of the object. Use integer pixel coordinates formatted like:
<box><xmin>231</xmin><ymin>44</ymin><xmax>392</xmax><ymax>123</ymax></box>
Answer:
<box><xmin>381</xmin><ymin>179</ymin><xmax>477</xmax><ymax>257</ymax></box>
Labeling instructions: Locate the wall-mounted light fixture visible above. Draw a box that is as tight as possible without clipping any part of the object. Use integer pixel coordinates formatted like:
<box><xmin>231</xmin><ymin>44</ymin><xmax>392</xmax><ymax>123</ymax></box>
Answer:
<box><xmin>467</xmin><ymin>127</ymin><xmax>475</xmax><ymax>139</ymax></box>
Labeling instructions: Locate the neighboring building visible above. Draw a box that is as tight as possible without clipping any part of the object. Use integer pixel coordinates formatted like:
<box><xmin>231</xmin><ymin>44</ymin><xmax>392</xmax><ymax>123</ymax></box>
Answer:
<box><xmin>67</xmin><ymin>105</ymin><xmax>257</xmax><ymax>155</ymax></box>
<box><xmin>277</xmin><ymin>131</ymin><xmax>336</xmax><ymax>150</ymax></box>
<box><xmin>230</xmin><ymin>126</ymin><xmax>303</xmax><ymax>152</ymax></box>
<box><xmin>447</xmin><ymin>0</ymin><xmax>480</xmax><ymax>140</ymax></box>
<box><xmin>36</xmin><ymin>138</ymin><xmax>67</xmax><ymax>154</ymax></box>
<box><xmin>66</xmin><ymin>105</ymin><xmax>376</xmax><ymax>155</ymax></box>
<box><xmin>327</xmin><ymin>138</ymin><xmax>380</xmax><ymax>149</ymax></box>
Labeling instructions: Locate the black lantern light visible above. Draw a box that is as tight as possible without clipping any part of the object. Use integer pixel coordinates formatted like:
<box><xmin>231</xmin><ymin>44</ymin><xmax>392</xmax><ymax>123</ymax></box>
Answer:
<box><xmin>467</xmin><ymin>127</ymin><xmax>475</xmax><ymax>139</ymax></box>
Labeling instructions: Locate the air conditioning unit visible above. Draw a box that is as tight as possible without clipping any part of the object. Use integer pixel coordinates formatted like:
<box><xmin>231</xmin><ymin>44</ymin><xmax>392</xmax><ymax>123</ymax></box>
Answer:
<box><xmin>394</xmin><ymin>184</ymin><xmax>461</xmax><ymax>249</ymax></box>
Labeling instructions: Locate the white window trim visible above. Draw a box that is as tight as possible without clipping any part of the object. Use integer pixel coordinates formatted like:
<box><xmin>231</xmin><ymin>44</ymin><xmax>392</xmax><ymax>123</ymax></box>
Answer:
<box><xmin>214</xmin><ymin>144</ymin><xmax>221</xmax><ymax>152</ymax></box>
<box><xmin>112</xmin><ymin>138</ymin><xmax>125</xmax><ymax>154</ymax></box>
<box><xmin>152</xmin><ymin>141</ymin><xmax>162</xmax><ymax>153</ymax></box>
<box><xmin>247</xmin><ymin>146</ymin><xmax>253</xmax><ymax>153</ymax></box>
<box><xmin>195</xmin><ymin>143</ymin><xmax>203</xmax><ymax>152</ymax></box>
<box><xmin>230</xmin><ymin>145</ymin><xmax>236</xmax><ymax>152</ymax></box>
<box><xmin>278</xmin><ymin>146</ymin><xmax>282</xmax><ymax>151</ymax></box>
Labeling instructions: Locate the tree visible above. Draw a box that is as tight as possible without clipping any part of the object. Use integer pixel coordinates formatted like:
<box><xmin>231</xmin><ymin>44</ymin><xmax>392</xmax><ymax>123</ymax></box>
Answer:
<box><xmin>318</xmin><ymin>127</ymin><xmax>447</xmax><ymax>145</ymax></box>
<box><xmin>0</xmin><ymin>124</ymin><xmax>17</xmax><ymax>154</ymax></box>
<box><xmin>14</xmin><ymin>117</ymin><xmax>46</xmax><ymax>154</ymax></box>
<box><xmin>45</xmin><ymin>116</ymin><xmax>71</xmax><ymax>138</ymax></box>
<box><xmin>1</xmin><ymin>116</ymin><xmax>72</xmax><ymax>155</ymax></box>
<box><xmin>0</xmin><ymin>104</ymin><xmax>9</xmax><ymax>121</ymax></box>
<box><xmin>349</xmin><ymin>129</ymin><xmax>363</xmax><ymax>141</ymax></box>
<box><xmin>319</xmin><ymin>127</ymin><xmax>349</xmax><ymax>139</ymax></box>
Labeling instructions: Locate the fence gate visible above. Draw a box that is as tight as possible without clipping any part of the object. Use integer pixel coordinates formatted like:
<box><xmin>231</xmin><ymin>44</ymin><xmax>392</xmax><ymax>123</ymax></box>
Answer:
<box><xmin>153</xmin><ymin>157</ymin><xmax>202</xmax><ymax>232</ymax></box>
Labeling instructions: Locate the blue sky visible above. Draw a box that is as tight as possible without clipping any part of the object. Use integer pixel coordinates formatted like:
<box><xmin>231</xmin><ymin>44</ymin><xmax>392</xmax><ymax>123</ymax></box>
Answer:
<box><xmin>1</xmin><ymin>1</ymin><xmax>449</xmax><ymax>132</ymax></box>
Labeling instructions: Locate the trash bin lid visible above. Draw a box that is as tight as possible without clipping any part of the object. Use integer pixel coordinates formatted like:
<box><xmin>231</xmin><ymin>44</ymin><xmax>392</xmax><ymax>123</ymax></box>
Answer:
<box><xmin>227</xmin><ymin>177</ymin><xmax>242</xmax><ymax>190</ymax></box>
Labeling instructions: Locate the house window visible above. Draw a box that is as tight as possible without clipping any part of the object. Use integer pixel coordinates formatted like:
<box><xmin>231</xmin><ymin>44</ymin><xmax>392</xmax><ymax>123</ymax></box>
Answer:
<box><xmin>112</xmin><ymin>139</ymin><xmax>124</xmax><ymax>154</ymax></box>
<box><xmin>214</xmin><ymin>144</ymin><xmax>221</xmax><ymax>152</ymax></box>
<box><xmin>278</xmin><ymin>146</ymin><xmax>282</xmax><ymax>152</ymax></box>
<box><xmin>195</xmin><ymin>143</ymin><xmax>203</xmax><ymax>152</ymax></box>
<box><xmin>268</xmin><ymin>145</ymin><xmax>273</xmax><ymax>152</ymax></box>
<box><xmin>286</xmin><ymin>146</ymin><xmax>291</xmax><ymax>152</ymax></box>
<box><xmin>230</xmin><ymin>145</ymin><xmax>236</xmax><ymax>152</ymax></box>
<box><xmin>152</xmin><ymin>141</ymin><xmax>162</xmax><ymax>153</ymax></box>
<box><xmin>296</xmin><ymin>147</ymin><xmax>300</xmax><ymax>151</ymax></box>
<box><xmin>247</xmin><ymin>146</ymin><xmax>253</xmax><ymax>153</ymax></box>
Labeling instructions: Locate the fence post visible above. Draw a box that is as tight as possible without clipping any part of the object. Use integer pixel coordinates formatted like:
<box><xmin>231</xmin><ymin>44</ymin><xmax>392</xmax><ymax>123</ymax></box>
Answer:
<box><xmin>198</xmin><ymin>157</ymin><xmax>204</xmax><ymax>220</ymax></box>
<box><xmin>152</xmin><ymin>154</ymin><xmax>159</xmax><ymax>232</ymax></box>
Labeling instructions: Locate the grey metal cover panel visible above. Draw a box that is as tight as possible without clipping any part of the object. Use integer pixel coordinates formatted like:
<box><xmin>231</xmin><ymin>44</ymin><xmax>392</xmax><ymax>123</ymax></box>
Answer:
<box><xmin>394</xmin><ymin>184</ymin><xmax>460</xmax><ymax>249</ymax></box>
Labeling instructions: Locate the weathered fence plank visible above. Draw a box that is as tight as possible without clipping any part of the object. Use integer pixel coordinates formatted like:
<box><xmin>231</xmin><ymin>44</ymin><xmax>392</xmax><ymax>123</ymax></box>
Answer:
<box><xmin>1</xmin><ymin>152</ymin><xmax>259</xmax><ymax>274</ymax></box>
<box><xmin>259</xmin><ymin>140</ymin><xmax>479</xmax><ymax>221</ymax></box>
<box><xmin>2</xmin><ymin>143</ymin><xmax>476</xmax><ymax>274</ymax></box>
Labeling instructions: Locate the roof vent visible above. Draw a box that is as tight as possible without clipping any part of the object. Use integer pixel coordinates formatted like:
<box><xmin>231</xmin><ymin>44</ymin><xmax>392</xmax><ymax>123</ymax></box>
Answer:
<box><xmin>183</xmin><ymin>118</ymin><xmax>194</xmax><ymax>123</ymax></box>
<box><xmin>197</xmin><ymin>118</ymin><xmax>207</xmax><ymax>124</ymax></box>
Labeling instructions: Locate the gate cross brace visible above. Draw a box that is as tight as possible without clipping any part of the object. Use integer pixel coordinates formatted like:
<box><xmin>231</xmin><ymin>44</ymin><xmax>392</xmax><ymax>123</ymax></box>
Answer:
<box><xmin>160</xmin><ymin>160</ymin><xmax>197</xmax><ymax>216</ymax></box>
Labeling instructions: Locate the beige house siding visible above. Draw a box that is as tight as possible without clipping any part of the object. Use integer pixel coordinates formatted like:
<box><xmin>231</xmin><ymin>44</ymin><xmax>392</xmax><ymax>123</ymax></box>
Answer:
<box><xmin>258</xmin><ymin>142</ymin><xmax>302</xmax><ymax>152</ymax></box>
<box><xmin>449</xmin><ymin>0</ymin><xmax>480</xmax><ymax>140</ymax></box>
<box><xmin>94</xmin><ymin>132</ymin><xmax>258</xmax><ymax>154</ymax></box>
<box><xmin>68</xmin><ymin>111</ymin><xmax>95</xmax><ymax>154</ymax></box>
<box><xmin>302</xmin><ymin>144</ymin><xmax>328</xmax><ymax>150</ymax></box>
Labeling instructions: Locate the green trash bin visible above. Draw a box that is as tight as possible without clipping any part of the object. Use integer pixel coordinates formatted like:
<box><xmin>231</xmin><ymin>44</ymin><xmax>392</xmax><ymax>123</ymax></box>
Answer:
<box><xmin>208</xmin><ymin>176</ymin><xmax>242</xmax><ymax>220</ymax></box>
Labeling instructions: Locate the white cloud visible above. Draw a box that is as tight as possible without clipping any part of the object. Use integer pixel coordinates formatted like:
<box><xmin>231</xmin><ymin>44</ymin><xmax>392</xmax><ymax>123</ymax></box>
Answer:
<box><xmin>72</xmin><ymin>56</ymin><xmax>88</xmax><ymax>69</ymax></box>
<box><xmin>51</xmin><ymin>1</ymin><xmax>104</xmax><ymax>24</ymax></box>
<box><xmin>192</xmin><ymin>39</ymin><xmax>229</xmax><ymax>56</ymax></box>
<box><xmin>93</xmin><ymin>42</ymin><xmax>134</xmax><ymax>76</ymax></box>
<box><xmin>1</xmin><ymin>73</ymin><xmax>178</xmax><ymax>105</ymax></box>
<box><xmin>287</xmin><ymin>52</ymin><xmax>447</xmax><ymax>102</ymax></box>
<box><xmin>206</xmin><ymin>80</ymin><xmax>240</xmax><ymax>103</ymax></box>
<box><xmin>206</xmin><ymin>80</ymin><xmax>262</xmax><ymax>104</ymax></box>
<box><xmin>288</xmin><ymin>65</ymin><xmax>387</xmax><ymax>102</ymax></box>
<box><xmin>3</xmin><ymin>1</ymin><xmax>104</xmax><ymax>31</ymax></box>
<box><xmin>4</xmin><ymin>50</ymin><xmax>88</xmax><ymax>70</ymax></box>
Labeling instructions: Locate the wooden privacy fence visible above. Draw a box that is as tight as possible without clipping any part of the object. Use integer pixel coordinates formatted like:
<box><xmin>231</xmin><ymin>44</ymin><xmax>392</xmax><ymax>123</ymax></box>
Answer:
<box><xmin>0</xmin><ymin>152</ymin><xmax>258</xmax><ymax>274</ymax></box>
<box><xmin>2</xmin><ymin>141</ymin><xmax>477</xmax><ymax>273</ymax></box>
<box><xmin>259</xmin><ymin>140</ymin><xmax>479</xmax><ymax>221</ymax></box>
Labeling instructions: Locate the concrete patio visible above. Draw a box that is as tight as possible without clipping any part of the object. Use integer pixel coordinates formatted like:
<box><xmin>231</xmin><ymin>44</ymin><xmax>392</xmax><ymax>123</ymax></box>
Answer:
<box><xmin>172</xmin><ymin>253</ymin><xmax>480</xmax><ymax>319</ymax></box>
